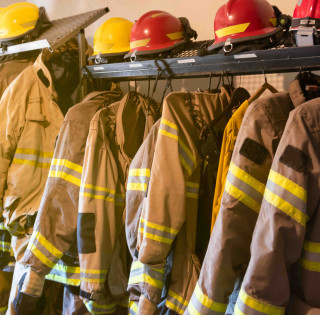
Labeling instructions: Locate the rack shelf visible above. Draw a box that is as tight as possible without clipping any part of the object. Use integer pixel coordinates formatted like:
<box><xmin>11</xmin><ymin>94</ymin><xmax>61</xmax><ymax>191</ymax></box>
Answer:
<box><xmin>82</xmin><ymin>45</ymin><xmax>320</xmax><ymax>81</ymax></box>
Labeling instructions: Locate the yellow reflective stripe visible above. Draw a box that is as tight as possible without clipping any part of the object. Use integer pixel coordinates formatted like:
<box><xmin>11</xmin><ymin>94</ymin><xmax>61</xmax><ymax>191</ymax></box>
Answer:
<box><xmin>128</xmin><ymin>273</ymin><xmax>163</xmax><ymax>289</ymax></box>
<box><xmin>129</xmin><ymin>168</ymin><xmax>150</xmax><ymax>177</ymax></box>
<box><xmin>129</xmin><ymin>301</ymin><xmax>138</xmax><ymax>312</ymax></box>
<box><xmin>186</xmin><ymin>192</ymin><xmax>199</xmax><ymax>199</ymax></box>
<box><xmin>80</xmin><ymin>268</ymin><xmax>108</xmax><ymax>274</ymax></box>
<box><xmin>51</xmin><ymin>159</ymin><xmax>83</xmax><ymax>174</ymax></box>
<box><xmin>269</xmin><ymin>170</ymin><xmax>307</xmax><ymax>202</ymax></box>
<box><xmin>188</xmin><ymin>301</ymin><xmax>201</xmax><ymax>315</ymax></box>
<box><xmin>304</xmin><ymin>241</ymin><xmax>320</xmax><ymax>253</ymax></box>
<box><xmin>15</xmin><ymin>148</ymin><xmax>53</xmax><ymax>158</ymax></box>
<box><xmin>29</xmin><ymin>244</ymin><xmax>55</xmax><ymax>269</ymax></box>
<box><xmin>130</xmin><ymin>38</ymin><xmax>150</xmax><ymax>49</ymax></box>
<box><xmin>81</xmin><ymin>277</ymin><xmax>105</xmax><ymax>283</ymax></box>
<box><xmin>161</xmin><ymin>118</ymin><xmax>178</xmax><ymax>130</ymax></box>
<box><xmin>225</xmin><ymin>179</ymin><xmax>261</xmax><ymax>213</ymax></box>
<box><xmin>12</xmin><ymin>159</ymin><xmax>51</xmax><ymax>168</ymax></box>
<box><xmin>166</xmin><ymin>300</ymin><xmax>184</xmax><ymax>314</ymax></box>
<box><xmin>178</xmin><ymin>138</ymin><xmax>196</xmax><ymax>165</ymax></box>
<box><xmin>80</xmin><ymin>192</ymin><xmax>123</xmax><ymax>205</ymax></box>
<box><xmin>179</xmin><ymin>155</ymin><xmax>192</xmax><ymax>176</ymax></box>
<box><xmin>229</xmin><ymin>162</ymin><xmax>265</xmax><ymax>194</ymax></box>
<box><xmin>33</xmin><ymin>231</ymin><xmax>63</xmax><ymax>259</ymax></box>
<box><xmin>301</xmin><ymin>258</ymin><xmax>320</xmax><ymax>272</ymax></box>
<box><xmin>234</xmin><ymin>304</ymin><xmax>245</xmax><ymax>315</ymax></box>
<box><xmin>239</xmin><ymin>288</ymin><xmax>285</xmax><ymax>315</ymax></box>
<box><xmin>49</xmin><ymin>170</ymin><xmax>81</xmax><ymax>186</ymax></box>
<box><xmin>81</xmin><ymin>183</ymin><xmax>116</xmax><ymax>194</ymax></box>
<box><xmin>139</xmin><ymin>228</ymin><xmax>173</xmax><ymax>244</ymax></box>
<box><xmin>52</xmin><ymin>263</ymin><xmax>80</xmax><ymax>274</ymax></box>
<box><xmin>0</xmin><ymin>223</ymin><xmax>5</xmax><ymax>229</ymax></box>
<box><xmin>140</xmin><ymin>218</ymin><xmax>178</xmax><ymax>235</ymax></box>
<box><xmin>194</xmin><ymin>283</ymin><xmax>227</xmax><ymax>312</ymax></box>
<box><xmin>186</xmin><ymin>182</ymin><xmax>199</xmax><ymax>188</ymax></box>
<box><xmin>127</xmin><ymin>183</ymin><xmax>148</xmax><ymax>192</ymax></box>
<box><xmin>264</xmin><ymin>188</ymin><xmax>308</xmax><ymax>227</ymax></box>
<box><xmin>168</xmin><ymin>291</ymin><xmax>188</xmax><ymax>306</ymax></box>
<box><xmin>0</xmin><ymin>305</ymin><xmax>7</xmax><ymax>312</ymax></box>
<box><xmin>215</xmin><ymin>22</ymin><xmax>250</xmax><ymax>38</ymax></box>
<box><xmin>159</xmin><ymin>128</ymin><xmax>178</xmax><ymax>141</ymax></box>
<box><xmin>84</xmin><ymin>300</ymin><xmax>116</xmax><ymax>315</ymax></box>
<box><xmin>270</xmin><ymin>18</ymin><xmax>277</xmax><ymax>26</ymax></box>
<box><xmin>167</xmin><ymin>31</ymin><xmax>184</xmax><ymax>40</ymax></box>
<box><xmin>45</xmin><ymin>274</ymin><xmax>80</xmax><ymax>286</ymax></box>
<box><xmin>131</xmin><ymin>260</ymin><xmax>164</xmax><ymax>274</ymax></box>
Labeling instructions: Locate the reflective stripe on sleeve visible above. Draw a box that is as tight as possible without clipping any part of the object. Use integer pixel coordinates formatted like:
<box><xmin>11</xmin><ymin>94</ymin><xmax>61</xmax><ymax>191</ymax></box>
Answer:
<box><xmin>301</xmin><ymin>241</ymin><xmax>320</xmax><ymax>272</ymax></box>
<box><xmin>128</xmin><ymin>260</ymin><xmax>164</xmax><ymax>290</ymax></box>
<box><xmin>187</xmin><ymin>283</ymin><xmax>227</xmax><ymax>314</ymax></box>
<box><xmin>12</xmin><ymin>148</ymin><xmax>53</xmax><ymax>168</ymax></box>
<box><xmin>127</xmin><ymin>168</ymin><xmax>151</xmax><ymax>192</ymax></box>
<box><xmin>264</xmin><ymin>170</ymin><xmax>307</xmax><ymax>227</ymax></box>
<box><xmin>186</xmin><ymin>182</ymin><xmax>200</xmax><ymax>199</ymax></box>
<box><xmin>45</xmin><ymin>262</ymin><xmax>80</xmax><ymax>286</ymax></box>
<box><xmin>84</xmin><ymin>300</ymin><xmax>116</xmax><ymax>315</ymax></box>
<box><xmin>166</xmin><ymin>290</ymin><xmax>189</xmax><ymax>314</ymax></box>
<box><xmin>27</xmin><ymin>231</ymin><xmax>63</xmax><ymax>268</ymax></box>
<box><xmin>49</xmin><ymin>159</ymin><xmax>83</xmax><ymax>187</ymax></box>
<box><xmin>129</xmin><ymin>300</ymin><xmax>138</xmax><ymax>315</ymax></box>
<box><xmin>80</xmin><ymin>184</ymin><xmax>125</xmax><ymax>206</ymax></box>
<box><xmin>80</xmin><ymin>267</ymin><xmax>108</xmax><ymax>284</ymax></box>
<box><xmin>0</xmin><ymin>240</ymin><xmax>11</xmax><ymax>253</ymax></box>
<box><xmin>225</xmin><ymin>162</ymin><xmax>265</xmax><ymax>213</ymax></box>
<box><xmin>159</xmin><ymin>118</ymin><xmax>196</xmax><ymax>176</ymax></box>
<box><xmin>139</xmin><ymin>217</ymin><xmax>178</xmax><ymax>245</ymax></box>
<box><xmin>235</xmin><ymin>288</ymin><xmax>285</xmax><ymax>315</ymax></box>
<box><xmin>0</xmin><ymin>305</ymin><xmax>7</xmax><ymax>315</ymax></box>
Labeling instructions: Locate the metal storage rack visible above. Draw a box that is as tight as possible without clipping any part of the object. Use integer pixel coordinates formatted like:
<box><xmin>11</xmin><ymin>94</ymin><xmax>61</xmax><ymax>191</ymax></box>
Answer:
<box><xmin>82</xmin><ymin>43</ymin><xmax>320</xmax><ymax>81</ymax></box>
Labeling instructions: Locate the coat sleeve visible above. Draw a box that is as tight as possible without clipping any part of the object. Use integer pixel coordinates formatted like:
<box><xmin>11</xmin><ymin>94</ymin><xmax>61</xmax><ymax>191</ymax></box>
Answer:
<box><xmin>127</xmin><ymin>97</ymin><xmax>201</xmax><ymax>308</ymax></box>
<box><xmin>235</xmin><ymin>104</ymin><xmax>320</xmax><ymax>314</ymax></box>
<box><xmin>21</xmin><ymin>116</ymin><xmax>87</xmax><ymax>293</ymax></box>
<box><xmin>185</xmin><ymin>98</ymin><xmax>289</xmax><ymax>315</ymax></box>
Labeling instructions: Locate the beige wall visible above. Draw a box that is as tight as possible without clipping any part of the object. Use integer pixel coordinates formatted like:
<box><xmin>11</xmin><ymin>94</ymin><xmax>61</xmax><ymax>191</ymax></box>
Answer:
<box><xmin>0</xmin><ymin>0</ymin><xmax>301</xmax><ymax>99</ymax></box>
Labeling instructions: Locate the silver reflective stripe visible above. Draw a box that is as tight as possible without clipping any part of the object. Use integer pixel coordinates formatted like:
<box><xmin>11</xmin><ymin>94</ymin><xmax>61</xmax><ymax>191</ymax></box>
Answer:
<box><xmin>188</xmin><ymin>297</ymin><xmax>225</xmax><ymax>315</ymax></box>
<box><xmin>266</xmin><ymin>180</ymin><xmax>306</xmax><ymax>215</ymax></box>
<box><xmin>14</xmin><ymin>153</ymin><xmax>52</xmax><ymax>164</ymax></box>
<box><xmin>50</xmin><ymin>164</ymin><xmax>82</xmax><ymax>180</ymax></box>
<box><xmin>160</xmin><ymin>122</ymin><xmax>178</xmax><ymax>137</ymax></box>
<box><xmin>227</xmin><ymin>171</ymin><xmax>263</xmax><ymax>204</ymax></box>
<box><xmin>178</xmin><ymin>144</ymin><xmax>195</xmax><ymax>170</ymax></box>
<box><xmin>235</xmin><ymin>298</ymin><xmax>269</xmax><ymax>315</ymax></box>
<box><xmin>303</xmin><ymin>251</ymin><xmax>320</xmax><ymax>264</ymax></box>
<box><xmin>129</xmin><ymin>266</ymin><xmax>163</xmax><ymax>282</ymax></box>
<box><xmin>139</xmin><ymin>219</ymin><xmax>176</xmax><ymax>242</ymax></box>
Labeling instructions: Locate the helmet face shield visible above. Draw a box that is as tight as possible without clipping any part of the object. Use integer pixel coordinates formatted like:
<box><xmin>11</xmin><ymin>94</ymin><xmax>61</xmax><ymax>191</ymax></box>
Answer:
<box><xmin>208</xmin><ymin>0</ymin><xmax>283</xmax><ymax>54</ymax></box>
<box><xmin>0</xmin><ymin>2</ymin><xmax>39</xmax><ymax>42</ymax></box>
<box><xmin>93</xmin><ymin>17</ymin><xmax>134</xmax><ymax>58</ymax></box>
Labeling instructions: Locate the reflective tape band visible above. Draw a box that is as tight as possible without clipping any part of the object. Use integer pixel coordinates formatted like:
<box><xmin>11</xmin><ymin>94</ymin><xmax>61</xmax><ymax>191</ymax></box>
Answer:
<box><xmin>225</xmin><ymin>180</ymin><xmax>261</xmax><ymax>213</ymax></box>
<box><xmin>186</xmin><ymin>182</ymin><xmax>199</xmax><ymax>199</ymax></box>
<box><xmin>304</xmin><ymin>241</ymin><xmax>320</xmax><ymax>253</ymax></box>
<box><xmin>84</xmin><ymin>300</ymin><xmax>116</xmax><ymax>315</ymax></box>
<box><xmin>0</xmin><ymin>241</ymin><xmax>11</xmax><ymax>252</ymax></box>
<box><xmin>49</xmin><ymin>170</ymin><xmax>81</xmax><ymax>187</ymax></box>
<box><xmin>129</xmin><ymin>273</ymin><xmax>163</xmax><ymax>290</ymax></box>
<box><xmin>140</xmin><ymin>218</ymin><xmax>178</xmax><ymax>235</ymax></box>
<box><xmin>30</xmin><ymin>231</ymin><xmax>63</xmax><ymax>259</ymax></box>
<box><xmin>45</xmin><ymin>274</ymin><xmax>80</xmax><ymax>286</ymax></box>
<box><xmin>127</xmin><ymin>183</ymin><xmax>148</xmax><ymax>192</ymax></box>
<box><xmin>29</xmin><ymin>244</ymin><xmax>56</xmax><ymax>269</ymax></box>
<box><xmin>129</xmin><ymin>168</ymin><xmax>150</xmax><ymax>177</ymax></box>
<box><xmin>129</xmin><ymin>301</ymin><xmax>138</xmax><ymax>315</ymax></box>
<box><xmin>51</xmin><ymin>158</ymin><xmax>83</xmax><ymax>174</ymax></box>
<box><xmin>167</xmin><ymin>31</ymin><xmax>184</xmax><ymax>40</ymax></box>
<box><xmin>268</xmin><ymin>170</ymin><xmax>306</xmax><ymax>202</ymax></box>
<box><xmin>301</xmin><ymin>258</ymin><xmax>320</xmax><ymax>272</ymax></box>
<box><xmin>161</xmin><ymin>118</ymin><xmax>178</xmax><ymax>131</ymax></box>
<box><xmin>0</xmin><ymin>305</ymin><xmax>7</xmax><ymax>315</ymax></box>
<box><xmin>166</xmin><ymin>290</ymin><xmax>189</xmax><ymax>314</ymax></box>
<box><xmin>236</xmin><ymin>288</ymin><xmax>285</xmax><ymax>315</ymax></box>
<box><xmin>130</xmin><ymin>38</ymin><xmax>150</xmax><ymax>49</ymax></box>
<box><xmin>13</xmin><ymin>148</ymin><xmax>53</xmax><ymax>169</ymax></box>
<box><xmin>15</xmin><ymin>148</ymin><xmax>54</xmax><ymax>157</ymax></box>
<box><xmin>229</xmin><ymin>162</ymin><xmax>265</xmax><ymax>194</ymax></box>
<box><xmin>264</xmin><ymin>188</ymin><xmax>308</xmax><ymax>227</ymax></box>
<box><xmin>215</xmin><ymin>23</ymin><xmax>250</xmax><ymax>38</ymax></box>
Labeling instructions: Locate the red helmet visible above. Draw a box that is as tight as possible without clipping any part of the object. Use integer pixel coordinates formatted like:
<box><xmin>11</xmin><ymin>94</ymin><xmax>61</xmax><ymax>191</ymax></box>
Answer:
<box><xmin>125</xmin><ymin>10</ymin><xmax>196</xmax><ymax>59</ymax></box>
<box><xmin>208</xmin><ymin>0</ymin><xmax>283</xmax><ymax>54</ymax></box>
<box><xmin>291</xmin><ymin>0</ymin><xmax>320</xmax><ymax>30</ymax></box>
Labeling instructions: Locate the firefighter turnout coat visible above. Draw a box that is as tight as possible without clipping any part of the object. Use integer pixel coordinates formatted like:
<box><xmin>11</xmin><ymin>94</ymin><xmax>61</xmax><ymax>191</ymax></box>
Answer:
<box><xmin>77</xmin><ymin>92</ymin><xmax>159</xmax><ymax>314</ymax></box>
<box><xmin>21</xmin><ymin>90</ymin><xmax>123</xmax><ymax>292</ymax></box>
<box><xmin>184</xmin><ymin>77</ymin><xmax>311</xmax><ymax>315</ymax></box>
<box><xmin>126</xmin><ymin>89</ymin><xmax>232</xmax><ymax>315</ymax></box>
<box><xmin>235</xmin><ymin>97</ymin><xmax>320</xmax><ymax>314</ymax></box>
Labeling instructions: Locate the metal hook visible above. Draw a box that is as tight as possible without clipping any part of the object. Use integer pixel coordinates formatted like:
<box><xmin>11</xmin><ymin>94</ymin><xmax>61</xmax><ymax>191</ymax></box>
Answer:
<box><xmin>208</xmin><ymin>72</ymin><xmax>213</xmax><ymax>91</ymax></box>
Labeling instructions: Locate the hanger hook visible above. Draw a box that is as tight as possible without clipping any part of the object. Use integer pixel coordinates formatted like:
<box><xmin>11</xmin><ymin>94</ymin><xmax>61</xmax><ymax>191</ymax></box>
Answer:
<box><xmin>208</xmin><ymin>72</ymin><xmax>212</xmax><ymax>91</ymax></box>
<box><xmin>262</xmin><ymin>69</ymin><xmax>267</xmax><ymax>84</ymax></box>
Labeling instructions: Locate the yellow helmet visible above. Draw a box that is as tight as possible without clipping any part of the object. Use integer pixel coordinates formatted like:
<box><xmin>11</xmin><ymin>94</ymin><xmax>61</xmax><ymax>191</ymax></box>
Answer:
<box><xmin>0</xmin><ymin>2</ymin><xmax>39</xmax><ymax>42</ymax></box>
<box><xmin>93</xmin><ymin>17</ymin><xmax>134</xmax><ymax>57</ymax></box>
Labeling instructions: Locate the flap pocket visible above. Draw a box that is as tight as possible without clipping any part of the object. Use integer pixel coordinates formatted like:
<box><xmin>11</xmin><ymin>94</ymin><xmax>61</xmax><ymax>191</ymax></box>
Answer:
<box><xmin>26</xmin><ymin>114</ymin><xmax>46</xmax><ymax>122</ymax></box>
<box><xmin>4</xmin><ymin>195</ymin><xmax>21</xmax><ymax>210</ymax></box>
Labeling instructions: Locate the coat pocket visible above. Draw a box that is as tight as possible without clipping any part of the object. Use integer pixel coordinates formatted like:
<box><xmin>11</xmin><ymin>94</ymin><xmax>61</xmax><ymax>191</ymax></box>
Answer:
<box><xmin>77</xmin><ymin>213</ymin><xmax>96</xmax><ymax>254</ymax></box>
